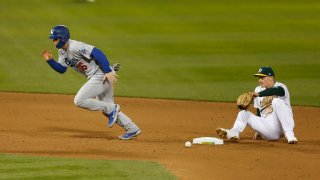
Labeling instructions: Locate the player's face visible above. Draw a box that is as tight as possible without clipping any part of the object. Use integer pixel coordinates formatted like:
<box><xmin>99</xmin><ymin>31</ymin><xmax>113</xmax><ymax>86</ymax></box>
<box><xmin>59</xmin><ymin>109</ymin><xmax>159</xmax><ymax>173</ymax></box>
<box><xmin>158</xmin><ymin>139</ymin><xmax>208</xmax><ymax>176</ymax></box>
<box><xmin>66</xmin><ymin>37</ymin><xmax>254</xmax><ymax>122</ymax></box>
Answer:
<box><xmin>258</xmin><ymin>76</ymin><xmax>274</xmax><ymax>88</ymax></box>
<box><xmin>53</xmin><ymin>38</ymin><xmax>59</xmax><ymax>46</ymax></box>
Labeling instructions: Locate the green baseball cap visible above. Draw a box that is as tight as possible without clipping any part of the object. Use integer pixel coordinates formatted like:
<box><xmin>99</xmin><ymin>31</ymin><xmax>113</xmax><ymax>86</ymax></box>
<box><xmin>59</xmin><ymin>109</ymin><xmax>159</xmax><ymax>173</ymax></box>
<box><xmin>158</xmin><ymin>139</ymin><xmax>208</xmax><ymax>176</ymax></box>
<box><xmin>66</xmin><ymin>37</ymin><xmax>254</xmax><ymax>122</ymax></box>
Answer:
<box><xmin>254</xmin><ymin>66</ymin><xmax>275</xmax><ymax>77</ymax></box>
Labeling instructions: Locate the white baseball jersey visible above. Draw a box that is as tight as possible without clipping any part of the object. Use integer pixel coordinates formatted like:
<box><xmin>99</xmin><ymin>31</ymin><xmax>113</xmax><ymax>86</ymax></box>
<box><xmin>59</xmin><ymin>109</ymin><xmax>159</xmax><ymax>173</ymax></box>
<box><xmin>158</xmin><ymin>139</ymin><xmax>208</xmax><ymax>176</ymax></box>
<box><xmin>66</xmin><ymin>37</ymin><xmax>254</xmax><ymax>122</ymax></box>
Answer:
<box><xmin>58</xmin><ymin>39</ymin><xmax>100</xmax><ymax>79</ymax></box>
<box><xmin>254</xmin><ymin>82</ymin><xmax>292</xmax><ymax>117</ymax></box>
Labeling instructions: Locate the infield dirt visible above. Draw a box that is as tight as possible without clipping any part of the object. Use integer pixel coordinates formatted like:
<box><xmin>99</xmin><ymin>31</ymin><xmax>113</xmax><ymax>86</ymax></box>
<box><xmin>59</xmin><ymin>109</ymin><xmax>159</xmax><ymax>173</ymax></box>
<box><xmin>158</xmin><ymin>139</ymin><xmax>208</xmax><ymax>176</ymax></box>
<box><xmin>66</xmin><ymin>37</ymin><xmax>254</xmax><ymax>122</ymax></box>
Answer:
<box><xmin>0</xmin><ymin>92</ymin><xmax>319</xmax><ymax>179</ymax></box>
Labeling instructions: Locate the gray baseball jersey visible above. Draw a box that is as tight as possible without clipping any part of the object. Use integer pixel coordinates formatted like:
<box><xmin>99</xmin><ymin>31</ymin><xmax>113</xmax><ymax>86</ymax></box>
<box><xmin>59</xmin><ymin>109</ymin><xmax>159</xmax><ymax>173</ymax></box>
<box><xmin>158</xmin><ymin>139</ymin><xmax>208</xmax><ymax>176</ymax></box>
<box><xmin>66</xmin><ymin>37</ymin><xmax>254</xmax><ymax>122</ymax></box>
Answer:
<box><xmin>58</xmin><ymin>39</ymin><xmax>100</xmax><ymax>79</ymax></box>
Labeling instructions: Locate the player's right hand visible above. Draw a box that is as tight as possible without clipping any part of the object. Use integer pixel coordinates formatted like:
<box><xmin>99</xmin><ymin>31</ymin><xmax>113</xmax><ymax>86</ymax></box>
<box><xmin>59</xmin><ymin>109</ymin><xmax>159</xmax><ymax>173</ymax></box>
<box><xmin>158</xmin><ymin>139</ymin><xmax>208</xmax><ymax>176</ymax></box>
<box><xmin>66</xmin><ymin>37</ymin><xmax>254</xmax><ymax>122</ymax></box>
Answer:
<box><xmin>103</xmin><ymin>72</ymin><xmax>118</xmax><ymax>86</ymax></box>
<box><xmin>41</xmin><ymin>49</ymin><xmax>53</xmax><ymax>61</ymax></box>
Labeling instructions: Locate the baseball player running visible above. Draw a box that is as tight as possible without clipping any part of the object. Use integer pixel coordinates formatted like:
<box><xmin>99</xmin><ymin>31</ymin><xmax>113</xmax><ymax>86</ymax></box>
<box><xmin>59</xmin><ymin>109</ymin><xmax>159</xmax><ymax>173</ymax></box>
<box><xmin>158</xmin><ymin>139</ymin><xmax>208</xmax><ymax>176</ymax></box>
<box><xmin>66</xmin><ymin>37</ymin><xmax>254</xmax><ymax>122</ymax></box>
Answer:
<box><xmin>217</xmin><ymin>66</ymin><xmax>298</xmax><ymax>144</ymax></box>
<box><xmin>41</xmin><ymin>25</ymin><xmax>141</xmax><ymax>140</ymax></box>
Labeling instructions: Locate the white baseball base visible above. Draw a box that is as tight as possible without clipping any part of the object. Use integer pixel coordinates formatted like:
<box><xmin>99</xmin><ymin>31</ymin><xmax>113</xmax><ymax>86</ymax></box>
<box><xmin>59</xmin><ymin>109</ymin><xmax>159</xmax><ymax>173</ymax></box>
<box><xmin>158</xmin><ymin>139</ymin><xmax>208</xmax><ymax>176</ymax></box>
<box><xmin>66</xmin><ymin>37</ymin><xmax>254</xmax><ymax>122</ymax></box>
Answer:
<box><xmin>192</xmin><ymin>137</ymin><xmax>224</xmax><ymax>145</ymax></box>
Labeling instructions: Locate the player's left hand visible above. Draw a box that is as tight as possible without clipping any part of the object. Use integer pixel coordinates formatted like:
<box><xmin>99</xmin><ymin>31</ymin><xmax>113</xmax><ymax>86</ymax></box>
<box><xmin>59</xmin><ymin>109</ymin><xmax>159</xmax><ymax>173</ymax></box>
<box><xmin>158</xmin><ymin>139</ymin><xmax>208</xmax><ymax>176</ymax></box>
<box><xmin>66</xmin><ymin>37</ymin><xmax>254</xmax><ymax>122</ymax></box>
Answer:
<box><xmin>103</xmin><ymin>72</ymin><xmax>118</xmax><ymax>86</ymax></box>
<box><xmin>41</xmin><ymin>49</ymin><xmax>53</xmax><ymax>61</ymax></box>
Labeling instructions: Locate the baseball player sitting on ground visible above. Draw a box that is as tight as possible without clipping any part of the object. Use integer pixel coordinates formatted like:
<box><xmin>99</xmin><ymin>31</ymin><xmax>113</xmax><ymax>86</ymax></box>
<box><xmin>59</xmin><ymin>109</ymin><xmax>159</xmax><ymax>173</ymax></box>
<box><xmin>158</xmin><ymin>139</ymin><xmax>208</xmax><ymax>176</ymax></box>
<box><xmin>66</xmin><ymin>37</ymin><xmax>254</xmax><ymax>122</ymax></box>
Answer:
<box><xmin>41</xmin><ymin>25</ymin><xmax>141</xmax><ymax>140</ymax></box>
<box><xmin>216</xmin><ymin>66</ymin><xmax>298</xmax><ymax>144</ymax></box>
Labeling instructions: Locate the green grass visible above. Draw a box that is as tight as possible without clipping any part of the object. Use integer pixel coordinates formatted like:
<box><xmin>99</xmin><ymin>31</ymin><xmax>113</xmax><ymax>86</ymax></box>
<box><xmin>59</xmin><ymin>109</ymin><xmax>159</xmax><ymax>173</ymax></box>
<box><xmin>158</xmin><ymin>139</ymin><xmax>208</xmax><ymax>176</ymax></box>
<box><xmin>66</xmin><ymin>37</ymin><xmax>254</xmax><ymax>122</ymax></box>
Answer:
<box><xmin>0</xmin><ymin>0</ymin><xmax>319</xmax><ymax>106</ymax></box>
<box><xmin>0</xmin><ymin>154</ymin><xmax>176</xmax><ymax>180</ymax></box>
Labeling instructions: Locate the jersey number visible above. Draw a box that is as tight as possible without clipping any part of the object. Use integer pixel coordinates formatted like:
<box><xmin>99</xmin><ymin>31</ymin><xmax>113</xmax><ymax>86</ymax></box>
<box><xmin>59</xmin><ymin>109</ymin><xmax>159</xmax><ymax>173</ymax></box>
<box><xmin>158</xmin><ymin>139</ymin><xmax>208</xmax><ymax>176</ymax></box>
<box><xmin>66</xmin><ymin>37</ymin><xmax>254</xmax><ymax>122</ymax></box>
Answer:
<box><xmin>77</xmin><ymin>61</ymin><xmax>88</xmax><ymax>71</ymax></box>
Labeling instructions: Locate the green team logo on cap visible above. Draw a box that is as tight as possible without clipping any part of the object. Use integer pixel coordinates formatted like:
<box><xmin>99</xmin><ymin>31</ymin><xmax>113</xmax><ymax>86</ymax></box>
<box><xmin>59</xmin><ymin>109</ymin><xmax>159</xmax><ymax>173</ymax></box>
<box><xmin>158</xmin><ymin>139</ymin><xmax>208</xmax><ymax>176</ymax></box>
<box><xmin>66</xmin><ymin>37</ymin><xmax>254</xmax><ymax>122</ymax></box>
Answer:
<box><xmin>254</xmin><ymin>66</ymin><xmax>275</xmax><ymax>77</ymax></box>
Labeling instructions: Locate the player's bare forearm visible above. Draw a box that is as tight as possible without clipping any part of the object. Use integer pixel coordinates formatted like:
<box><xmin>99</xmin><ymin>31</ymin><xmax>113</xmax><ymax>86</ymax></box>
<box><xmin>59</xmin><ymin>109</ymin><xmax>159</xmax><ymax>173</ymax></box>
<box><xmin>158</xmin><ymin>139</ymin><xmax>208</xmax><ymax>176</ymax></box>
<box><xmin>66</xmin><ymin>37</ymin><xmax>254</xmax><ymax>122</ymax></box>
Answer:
<box><xmin>41</xmin><ymin>49</ymin><xmax>53</xmax><ymax>61</ymax></box>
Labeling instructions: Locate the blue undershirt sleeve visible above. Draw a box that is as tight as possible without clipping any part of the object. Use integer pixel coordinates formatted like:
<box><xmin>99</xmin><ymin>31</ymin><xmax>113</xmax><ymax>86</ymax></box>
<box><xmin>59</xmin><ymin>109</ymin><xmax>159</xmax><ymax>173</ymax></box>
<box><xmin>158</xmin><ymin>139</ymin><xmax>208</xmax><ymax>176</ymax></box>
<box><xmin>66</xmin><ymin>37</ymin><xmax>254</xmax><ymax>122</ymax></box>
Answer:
<box><xmin>47</xmin><ymin>59</ymin><xmax>67</xmax><ymax>74</ymax></box>
<box><xmin>90</xmin><ymin>47</ymin><xmax>112</xmax><ymax>73</ymax></box>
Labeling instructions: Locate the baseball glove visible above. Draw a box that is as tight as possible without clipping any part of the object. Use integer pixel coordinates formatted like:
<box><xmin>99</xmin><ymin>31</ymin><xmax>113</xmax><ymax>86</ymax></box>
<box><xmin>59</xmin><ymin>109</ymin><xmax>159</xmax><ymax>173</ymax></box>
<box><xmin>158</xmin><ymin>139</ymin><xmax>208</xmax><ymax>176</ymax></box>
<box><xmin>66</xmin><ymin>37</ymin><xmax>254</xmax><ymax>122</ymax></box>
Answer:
<box><xmin>112</xmin><ymin>63</ymin><xmax>121</xmax><ymax>72</ymax></box>
<box><xmin>237</xmin><ymin>92</ymin><xmax>254</xmax><ymax>110</ymax></box>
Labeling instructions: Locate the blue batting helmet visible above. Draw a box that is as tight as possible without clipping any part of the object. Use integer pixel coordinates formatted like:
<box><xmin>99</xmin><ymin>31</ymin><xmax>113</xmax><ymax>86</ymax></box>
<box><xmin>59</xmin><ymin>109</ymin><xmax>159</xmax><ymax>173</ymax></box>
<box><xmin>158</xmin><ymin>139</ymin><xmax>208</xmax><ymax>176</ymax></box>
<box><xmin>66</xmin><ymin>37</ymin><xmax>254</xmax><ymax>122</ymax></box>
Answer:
<box><xmin>49</xmin><ymin>25</ymin><xmax>70</xmax><ymax>49</ymax></box>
